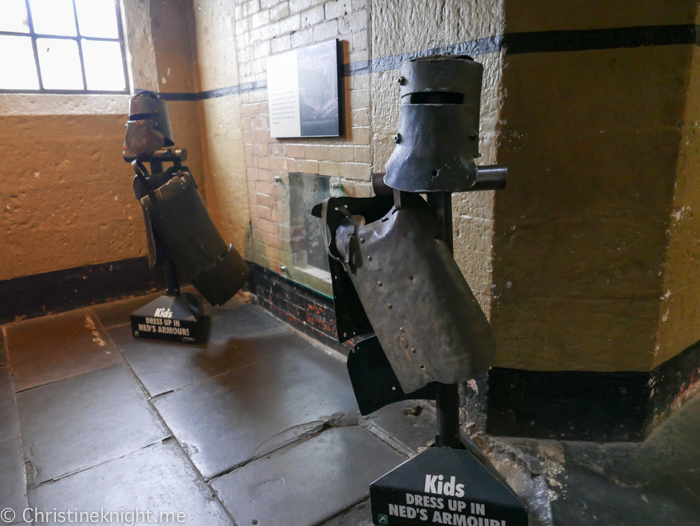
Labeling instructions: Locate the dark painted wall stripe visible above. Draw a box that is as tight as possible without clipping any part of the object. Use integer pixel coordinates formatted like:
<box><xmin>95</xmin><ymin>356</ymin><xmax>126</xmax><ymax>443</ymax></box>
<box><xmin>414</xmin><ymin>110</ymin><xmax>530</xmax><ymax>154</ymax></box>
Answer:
<box><xmin>156</xmin><ymin>24</ymin><xmax>698</xmax><ymax>101</ymax></box>
<box><xmin>487</xmin><ymin>336</ymin><xmax>700</xmax><ymax>442</ymax></box>
<box><xmin>504</xmin><ymin>24</ymin><xmax>697</xmax><ymax>55</ymax></box>
<box><xmin>245</xmin><ymin>262</ymin><xmax>352</xmax><ymax>356</ymax></box>
<box><xmin>159</xmin><ymin>79</ymin><xmax>268</xmax><ymax>102</ymax></box>
<box><xmin>347</xmin><ymin>35</ymin><xmax>504</xmax><ymax>75</ymax></box>
<box><xmin>0</xmin><ymin>257</ymin><xmax>165</xmax><ymax>325</ymax></box>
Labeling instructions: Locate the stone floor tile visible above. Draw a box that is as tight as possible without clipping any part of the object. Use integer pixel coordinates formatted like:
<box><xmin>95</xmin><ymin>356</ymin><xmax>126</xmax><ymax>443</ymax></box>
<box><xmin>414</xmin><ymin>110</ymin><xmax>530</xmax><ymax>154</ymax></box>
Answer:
<box><xmin>564</xmin><ymin>393</ymin><xmax>700</xmax><ymax>486</ymax></box>
<box><xmin>28</xmin><ymin>440</ymin><xmax>233</xmax><ymax>526</ymax></box>
<box><xmin>551</xmin><ymin>464</ymin><xmax>699</xmax><ymax>526</ymax></box>
<box><xmin>112</xmin><ymin>304</ymin><xmax>291</xmax><ymax>396</ymax></box>
<box><xmin>365</xmin><ymin>400</ymin><xmax>436</xmax><ymax>453</ymax></box>
<box><xmin>319</xmin><ymin>499</ymin><xmax>374</xmax><ymax>526</ymax></box>
<box><xmin>6</xmin><ymin>310</ymin><xmax>120</xmax><ymax>392</ymax></box>
<box><xmin>91</xmin><ymin>293</ymin><xmax>160</xmax><ymax>330</ymax></box>
<box><xmin>208</xmin><ymin>294</ymin><xmax>247</xmax><ymax>312</ymax></box>
<box><xmin>0</xmin><ymin>329</ymin><xmax>7</xmax><ymax>367</ymax></box>
<box><xmin>206</xmin><ymin>303</ymin><xmax>286</xmax><ymax>337</ymax></box>
<box><xmin>0</xmin><ymin>367</ymin><xmax>28</xmax><ymax>523</ymax></box>
<box><xmin>0</xmin><ymin>367</ymin><xmax>19</xmax><ymax>442</ymax></box>
<box><xmin>212</xmin><ymin>427</ymin><xmax>405</xmax><ymax>526</ymax></box>
<box><xmin>154</xmin><ymin>342</ymin><xmax>359</xmax><ymax>479</ymax></box>
<box><xmin>641</xmin><ymin>470</ymin><xmax>700</xmax><ymax>514</ymax></box>
<box><xmin>17</xmin><ymin>365</ymin><xmax>168</xmax><ymax>486</ymax></box>
<box><xmin>0</xmin><ymin>436</ymin><xmax>29</xmax><ymax>524</ymax></box>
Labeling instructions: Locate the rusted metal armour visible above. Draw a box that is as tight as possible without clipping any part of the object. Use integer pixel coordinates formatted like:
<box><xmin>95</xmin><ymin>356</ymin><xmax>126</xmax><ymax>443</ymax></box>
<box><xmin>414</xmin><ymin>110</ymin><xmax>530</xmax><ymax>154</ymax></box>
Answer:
<box><xmin>331</xmin><ymin>195</ymin><xmax>495</xmax><ymax>394</ymax></box>
<box><xmin>314</xmin><ymin>56</ymin><xmax>498</xmax><ymax>395</ymax></box>
<box><xmin>124</xmin><ymin>90</ymin><xmax>249</xmax><ymax>306</ymax></box>
<box><xmin>136</xmin><ymin>170</ymin><xmax>249</xmax><ymax>306</ymax></box>
<box><xmin>123</xmin><ymin>91</ymin><xmax>174</xmax><ymax>158</ymax></box>
<box><xmin>384</xmin><ymin>56</ymin><xmax>483</xmax><ymax>193</ymax></box>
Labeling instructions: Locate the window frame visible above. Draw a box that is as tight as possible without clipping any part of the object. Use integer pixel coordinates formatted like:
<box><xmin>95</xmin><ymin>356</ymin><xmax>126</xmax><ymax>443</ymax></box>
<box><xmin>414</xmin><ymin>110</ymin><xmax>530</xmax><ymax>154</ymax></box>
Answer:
<box><xmin>0</xmin><ymin>0</ymin><xmax>130</xmax><ymax>95</ymax></box>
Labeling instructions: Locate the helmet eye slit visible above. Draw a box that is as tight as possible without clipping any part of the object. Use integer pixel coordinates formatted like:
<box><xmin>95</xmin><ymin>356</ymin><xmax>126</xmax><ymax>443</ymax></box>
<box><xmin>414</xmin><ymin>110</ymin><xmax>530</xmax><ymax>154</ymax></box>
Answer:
<box><xmin>408</xmin><ymin>92</ymin><xmax>464</xmax><ymax>104</ymax></box>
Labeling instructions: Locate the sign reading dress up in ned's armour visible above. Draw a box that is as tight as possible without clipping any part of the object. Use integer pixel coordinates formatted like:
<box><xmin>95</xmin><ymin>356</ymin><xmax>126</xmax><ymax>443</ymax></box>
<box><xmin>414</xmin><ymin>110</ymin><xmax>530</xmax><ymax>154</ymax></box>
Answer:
<box><xmin>370</xmin><ymin>448</ymin><xmax>528</xmax><ymax>526</ymax></box>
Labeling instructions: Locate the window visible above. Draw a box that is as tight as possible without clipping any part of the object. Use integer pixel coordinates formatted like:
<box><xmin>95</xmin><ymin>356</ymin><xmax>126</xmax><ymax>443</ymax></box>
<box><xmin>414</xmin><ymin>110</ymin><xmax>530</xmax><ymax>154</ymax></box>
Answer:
<box><xmin>0</xmin><ymin>0</ymin><xmax>128</xmax><ymax>93</ymax></box>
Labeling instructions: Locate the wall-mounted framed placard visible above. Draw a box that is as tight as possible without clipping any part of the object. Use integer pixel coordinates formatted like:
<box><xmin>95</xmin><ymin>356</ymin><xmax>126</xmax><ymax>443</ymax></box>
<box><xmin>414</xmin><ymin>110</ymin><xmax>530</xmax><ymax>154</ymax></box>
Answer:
<box><xmin>266</xmin><ymin>39</ymin><xmax>341</xmax><ymax>138</ymax></box>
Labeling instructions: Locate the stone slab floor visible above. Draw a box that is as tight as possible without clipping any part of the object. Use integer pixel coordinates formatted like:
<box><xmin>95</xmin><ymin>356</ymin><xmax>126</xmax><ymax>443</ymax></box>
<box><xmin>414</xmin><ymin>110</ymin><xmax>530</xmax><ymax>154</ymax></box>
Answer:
<box><xmin>0</xmin><ymin>292</ymin><xmax>436</xmax><ymax>526</ymax></box>
<box><xmin>491</xmin><ymin>387</ymin><xmax>700</xmax><ymax>526</ymax></box>
<box><xmin>1</xmin><ymin>291</ymin><xmax>700</xmax><ymax>525</ymax></box>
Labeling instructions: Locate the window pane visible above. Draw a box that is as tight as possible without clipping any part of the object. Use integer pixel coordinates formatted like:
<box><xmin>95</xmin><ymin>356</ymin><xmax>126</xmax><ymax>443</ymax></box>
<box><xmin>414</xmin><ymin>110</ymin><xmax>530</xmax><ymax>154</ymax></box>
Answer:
<box><xmin>0</xmin><ymin>36</ymin><xmax>39</xmax><ymax>89</ymax></box>
<box><xmin>29</xmin><ymin>0</ymin><xmax>77</xmax><ymax>36</ymax></box>
<box><xmin>75</xmin><ymin>0</ymin><xmax>119</xmax><ymax>39</ymax></box>
<box><xmin>0</xmin><ymin>0</ymin><xmax>30</xmax><ymax>33</ymax></box>
<box><xmin>36</xmin><ymin>38</ymin><xmax>83</xmax><ymax>90</ymax></box>
<box><xmin>82</xmin><ymin>39</ymin><xmax>125</xmax><ymax>91</ymax></box>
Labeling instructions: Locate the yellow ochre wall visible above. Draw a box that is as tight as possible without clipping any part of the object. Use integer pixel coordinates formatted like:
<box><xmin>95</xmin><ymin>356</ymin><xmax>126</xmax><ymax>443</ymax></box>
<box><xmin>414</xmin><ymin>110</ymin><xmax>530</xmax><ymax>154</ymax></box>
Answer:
<box><xmin>189</xmin><ymin>0</ymin><xmax>700</xmax><ymax>373</ymax></box>
<box><xmin>656</xmin><ymin>42</ymin><xmax>700</xmax><ymax>367</ymax></box>
<box><xmin>490</xmin><ymin>1</ymin><xmax>700</xmax><ymax>372</ymax></box>
<box><xmin>4</xmin><ymin>0</ymin><xmax>700</xmax><ymax>376</ymax></box>
<box><xmin>190</xmin><ymin>0</ymin><xmax>251</xmax><ymax>260</ymax></box>
<box><xmin>0</xmin><ymin>0</ymin><xmax>206</xmax><ymax>282</ymax></box>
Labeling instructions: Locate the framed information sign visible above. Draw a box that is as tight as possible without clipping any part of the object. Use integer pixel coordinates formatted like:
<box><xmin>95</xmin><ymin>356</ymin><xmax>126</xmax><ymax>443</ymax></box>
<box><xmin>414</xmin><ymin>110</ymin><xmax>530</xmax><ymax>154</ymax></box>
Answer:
<box><xmin>266</xmin><ymin>39</ymin><xmax>341</xmax><ymax>138</ymax></box>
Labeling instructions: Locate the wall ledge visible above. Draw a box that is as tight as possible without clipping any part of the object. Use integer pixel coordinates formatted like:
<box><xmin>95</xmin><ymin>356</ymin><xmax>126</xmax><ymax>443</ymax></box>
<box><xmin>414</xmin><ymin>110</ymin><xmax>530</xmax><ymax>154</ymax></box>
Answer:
<box><xmin>0</xmin><ymin>93</ymin><xmax>131</xmax><ymax>116</ymax></box>
<box><xmin>0</xmin><ymin>257</ymin><xmax>164</xmax><ymax>325</ymax></box>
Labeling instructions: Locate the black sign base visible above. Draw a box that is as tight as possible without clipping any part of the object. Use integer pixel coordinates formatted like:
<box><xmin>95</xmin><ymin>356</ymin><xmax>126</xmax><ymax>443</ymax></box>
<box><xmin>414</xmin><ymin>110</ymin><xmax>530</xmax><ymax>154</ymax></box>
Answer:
<box><xmin>130</xmin><ymin>293</ymin><xmax>207</xmax><ymax>344</ymax></box>
<box><xmin>370</xmin><ymin>447</ymin><xmax>528</xmax><ymax>526</ymax></box>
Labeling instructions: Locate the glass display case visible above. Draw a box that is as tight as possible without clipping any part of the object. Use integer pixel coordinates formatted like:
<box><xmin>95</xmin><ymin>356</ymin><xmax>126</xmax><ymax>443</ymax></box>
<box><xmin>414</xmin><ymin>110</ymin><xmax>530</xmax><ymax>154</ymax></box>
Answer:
<box><xmin>276</xmin><ymin>172</ymin><xmax>342</xmax><ymax>297</ymax></box>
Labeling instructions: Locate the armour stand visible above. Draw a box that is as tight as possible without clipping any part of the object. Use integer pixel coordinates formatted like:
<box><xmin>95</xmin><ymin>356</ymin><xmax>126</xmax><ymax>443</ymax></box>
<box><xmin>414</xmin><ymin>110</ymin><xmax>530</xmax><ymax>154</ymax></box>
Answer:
<box><xmin>369</xmin><ymin>190</ymin><xmax>528</xmax><ymax>525</ymax></box>
<box><xmin>128</xmin><ymin>153</ymin><xmax>207</xmax><ymax>344</ymax></box>
<box><xmin>428</xmin><ymin>192</ymin><xmax>463</xmax><ymax>451</ymax></box>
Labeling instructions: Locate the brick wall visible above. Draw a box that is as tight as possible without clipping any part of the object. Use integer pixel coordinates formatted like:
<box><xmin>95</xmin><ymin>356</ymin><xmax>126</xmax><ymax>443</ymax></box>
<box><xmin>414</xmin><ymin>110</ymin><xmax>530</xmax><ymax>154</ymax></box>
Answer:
<box><xmin>231</xmin><ymin>0</ymin><xmax>373</xmax><ymax>293</ymax></box>
<box><xmin>246</xmin><ymin>262</ymin><xmax>349</xmax><ymax>353</ymax></box>
<box><xmin>191</xmin><ymin>0</ymin><xmax>504</xmax><ymax>309</ymax></box>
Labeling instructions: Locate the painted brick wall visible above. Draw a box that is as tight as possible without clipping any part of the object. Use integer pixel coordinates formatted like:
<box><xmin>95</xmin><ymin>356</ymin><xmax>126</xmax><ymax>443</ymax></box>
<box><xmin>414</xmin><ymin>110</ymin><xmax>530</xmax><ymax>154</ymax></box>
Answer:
<box><xmin>192</xmin><ymin>0</ymin><xmax>504</xmax><ymax>305</ymax></box>
<box><xmin>233</xmin><ymin>0</ymin><xmax>373</xmax><ymax>295</ymax></box>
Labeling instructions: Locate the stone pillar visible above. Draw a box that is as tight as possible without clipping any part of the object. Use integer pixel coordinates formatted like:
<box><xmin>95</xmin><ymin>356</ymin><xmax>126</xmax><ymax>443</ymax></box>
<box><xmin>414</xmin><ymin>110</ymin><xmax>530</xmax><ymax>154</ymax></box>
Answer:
<box><xmin>487</xmin><ymin>0</ymin><xmax>700</xmax><ymax>441</ymax></box>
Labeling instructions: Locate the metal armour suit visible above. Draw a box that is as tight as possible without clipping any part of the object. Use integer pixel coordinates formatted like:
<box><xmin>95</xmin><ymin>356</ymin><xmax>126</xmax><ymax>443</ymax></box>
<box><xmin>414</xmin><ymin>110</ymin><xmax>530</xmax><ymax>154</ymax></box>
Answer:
<box><xmin>124</xmin><ymin>91</ymin><xmax>249</xmax><ymax>305</ymax></box>
<box><xmin>321</xmin><ymin>56</ymin><xmax>496</xmax><ymax>394</ymax></box>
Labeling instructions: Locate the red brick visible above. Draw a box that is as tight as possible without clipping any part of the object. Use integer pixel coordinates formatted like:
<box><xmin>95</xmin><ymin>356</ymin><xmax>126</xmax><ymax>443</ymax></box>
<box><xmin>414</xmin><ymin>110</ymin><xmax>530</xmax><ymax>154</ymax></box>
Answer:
<box><xmin>268</xmin><ymin>143</ymin><xmax>286</xmax><ymax>156</ymax></box>
<box><xmin>255</xmin><ymin>180</ymin><xmax>275</xmax><ymax>195</ymax></box>
<box><xmin>262</xmin><ymin>231</ymin><xmax>280</xmax><ymax>249</ymax></box>
<box><xmin>256</xmin><ymin>130</ymin><xmax>271</xmax><ymax>143</ymax></box>
<box><xmin>269</xmin><ymin>157</ymin><xmax>288</xmax><ymax>170</ymax></box>
<box><xmin>259</xmin><ymin>218</ymin><xmax>278</xmax><ymax>235</ymax></box>
<box><xmin>286</xmin><ymin>144</ymin><xmax>306</xmax><ymax>158</ymax></box>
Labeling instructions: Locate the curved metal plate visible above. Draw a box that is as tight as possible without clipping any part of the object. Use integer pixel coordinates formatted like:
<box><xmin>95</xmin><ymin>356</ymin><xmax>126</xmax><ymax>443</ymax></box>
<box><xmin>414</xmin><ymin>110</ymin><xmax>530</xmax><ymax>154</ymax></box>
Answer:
<box><xmin>348</xmin><ymin>335</ymin><xmax>436</xmax><ymax>416</ymax></box>
<box><xmin>138</xmin><ymin>170</ymin><xmax>247</xmax><ymax>304</ymax></box>
<box><xmin>385</xmin><ymin>56</ymin><xmax>484</xmax><ymax>193</ymax></box>
<box><xmin>311</xmin><ymin>196</ymin><xmax>394</xmax><ymax>342</ymax></box>
<box><xmin>141</xmin><ymin>171</ymin><xmax>228</xmax><ymax>276</ymax></box>
<box><xmin>336</xmin><ymin>196</ymin><xmax>495</xmax><ymax>394</ymax></box>
<box><xmin>124</xmin><ymin>91</ymin><xmax>174</xmax><ymax>156</ymax></box>
<box><xmin>191</xmin><ymin>246</ymin><xmax>250</xmax><ymax>306</ymax></box>
<box><xmin>384</xmin><ymin>104</ymin><xmax>479</xmax><ymax>192</ymax></box>
<box><xmin>399</xmin><ymin>56</ymin><xmax>483</xmax><ymax>103</ymax></box>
